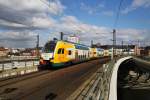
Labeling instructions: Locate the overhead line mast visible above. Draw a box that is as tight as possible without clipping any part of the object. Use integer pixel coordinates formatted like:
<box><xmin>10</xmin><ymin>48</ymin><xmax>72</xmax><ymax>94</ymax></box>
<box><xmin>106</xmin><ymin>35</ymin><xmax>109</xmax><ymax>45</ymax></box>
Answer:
<box><xmin>36</xmin><ymin>34</ymin><xmax>39</xmax><ymax>57</ymax></box>
<box><xmin>112</xmin><ymin>0</ymin><xmax>124</xmax><ymax>60</ymax></box>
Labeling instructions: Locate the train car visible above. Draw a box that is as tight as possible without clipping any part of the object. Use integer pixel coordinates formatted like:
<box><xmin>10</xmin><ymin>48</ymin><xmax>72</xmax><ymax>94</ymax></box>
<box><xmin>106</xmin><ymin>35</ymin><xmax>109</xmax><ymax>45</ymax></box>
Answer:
<box><xmin>89</xmin><ymin>48</ymin><xmax>99</xmax><ymax>58</ymax></box>
<box><xmin>39</xmin><ymin>40</ymin><xmax>91</xmax><ymax>69</ymax></box>
<box><xmin>103</xmin><ymin>50</ymin><xmax>110</xmax><ymax>56</ymax></box>
<box><xmin>74</xmin><ymin>43</ymin><xmax>90</xmax><ymax>62</ymax></box>
<box><xmin>97</xmin><ymin>48</ymin><xmax>104</xmax><ymax>57</ymax></box>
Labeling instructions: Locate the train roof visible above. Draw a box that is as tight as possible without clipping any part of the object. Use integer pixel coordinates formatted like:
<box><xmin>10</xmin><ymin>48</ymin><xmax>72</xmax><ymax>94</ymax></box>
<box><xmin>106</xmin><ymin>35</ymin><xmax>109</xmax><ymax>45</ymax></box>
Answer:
<box><xmin>56</xmin><ymin>40</ymin><xmax>90</xmax><ymax>50</ymax></box>
<box><xmin>63</xmin><ymin>40</ymin><xmax>90</xmax><ymax>50</ymax></box>
<box><xmin>74</xmin><ymin>44</ymin><xmax>89</xmax><ymax>50</ymax></box>
<box><xmin>45</xmin><ymin>40</ymin><xmax>106</xmax><ymax>50</ymax></box>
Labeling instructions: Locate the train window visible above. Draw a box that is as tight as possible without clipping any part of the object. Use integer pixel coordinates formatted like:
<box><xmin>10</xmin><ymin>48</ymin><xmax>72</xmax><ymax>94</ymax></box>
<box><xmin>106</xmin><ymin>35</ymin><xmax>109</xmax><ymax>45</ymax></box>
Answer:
<box><xmin>58</xmin><ymin>48</ymin><xmax>62</xmax><ymax>54</ymax></box>
<box><xmin>68</xmin><ymin>50</ymin><xmax>72</xmax><ymax>55</ymax></box>
<box><xmin>62</xmin><ymin>48</ymin><xmax>64</xmax><ymax>54</ymax></box>
<box><xmin>43</xmin><ymin>41</ymin><xmax>56</xmax><ymax>53</ymax></box>
<box><xmin>80</xmin><ymin>55</ymin><xmax>81</xmax><ymax>59</ymax></box>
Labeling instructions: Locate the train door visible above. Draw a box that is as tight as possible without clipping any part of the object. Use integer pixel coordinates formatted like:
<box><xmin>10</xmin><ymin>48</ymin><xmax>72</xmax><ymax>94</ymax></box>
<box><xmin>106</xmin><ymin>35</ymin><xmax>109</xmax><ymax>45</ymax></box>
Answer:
<box><xmin>67</xmin><ymin>48</ymin><xmax>74</xmax><ymax>60</ymax></box>
<box><xmin>75</xmin><ymin>50</ymin><xmax>78</xmax><ymax>61</ymax></box>
<box><xmin>61</xmin><ymin>48</ymin><xmax>65</xmax><ymax>62</ymax></box>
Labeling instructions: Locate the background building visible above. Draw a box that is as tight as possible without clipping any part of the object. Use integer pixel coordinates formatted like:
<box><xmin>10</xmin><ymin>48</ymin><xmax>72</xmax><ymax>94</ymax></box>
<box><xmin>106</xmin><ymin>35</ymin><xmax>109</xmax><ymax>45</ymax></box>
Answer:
<box><xmin>0</xmin><ymin>47</ymin><xmax>9</xmax><ymax>57</ymax></box>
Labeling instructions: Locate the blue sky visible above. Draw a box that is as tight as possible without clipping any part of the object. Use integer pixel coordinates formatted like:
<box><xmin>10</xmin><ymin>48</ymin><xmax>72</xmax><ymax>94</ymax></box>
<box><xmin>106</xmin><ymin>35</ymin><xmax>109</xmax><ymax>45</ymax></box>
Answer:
<box><xmin>61</xmin><ymin>0</ymin><xmax>150</xmax><ymax>29</ymax></box>
<box><xmin>61</xmin><ymin>0</ymin><xmax>117</xmax><ymax>27</ymax></box>
<box><xmin>0</xmin><ymin>0</ymin><xmax>149</xmax><ymax>48</ymax></box>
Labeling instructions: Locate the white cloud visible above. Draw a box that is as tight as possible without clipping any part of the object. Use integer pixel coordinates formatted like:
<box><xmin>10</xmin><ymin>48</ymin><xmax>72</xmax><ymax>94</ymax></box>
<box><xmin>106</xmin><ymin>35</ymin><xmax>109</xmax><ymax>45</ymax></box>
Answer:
<box><xmin>55</xmin><ymin>16</ymin><xmax>110</xmax><ymax>35</ymax></box>
<box><xmin>0</xmin><ymin>0</ymin><xmax>66</xmax><ymax>47</ymax></box>
<box><xmin>122</xmin><ymin>0</ymin><xmax>150</xmax><ymax>14</ymax></box>
<box><xmin>117</xmin><ymin>28</ymin><xmax>146</xmax><ymax>40</ymax></box>
<box><xmin>46</xmin><ymin>0</ymin><xmax>66</xmax><ymax>15</ymax></box>
<box><xmin>80</xmin><ymin>2</ymin><xmax>113</xmax><ymax>16</ymax></box>
<box><xmin>49</xmin><ymin>16</ymin><xmax>149</xmax><ymax>46</ymax></box>
<box><xmin>0</xmin><ymin>1</ymin><xmax>149</xmax><ymax>47</ymax></box>
<box><xmin>0</xmin><ymin>31</ymin><xmax>37</xmax><ymax>48</ymax></box>
<box><xmin>0</xmin><ymin>15</ymin><xmax>149</xmax><ymax>47</ymax></box>
<box><xmin>31</xmin><ymin>17</ymin><xmax>56</xmax><ymax>28</ymax></box>
<box><xmin>102</xmin><ymin>11</ymin><xmax>114</xmax><ymax>16</ymax></box>
<box><xmin>116</xmin><ymin>28</ymin><xmax>150</xmax><ymax>46</ymax></box>
<box><xmin>0</xmin><ymin>0</ymin><xmax>65</xmax><ymax>15</ymax></box>
<box><xmin>60</xmin><ymin>16</ymin><xmax>80</xmax><ymax>24</ymax></box>
<box><xmin>0</xmin><ymin>0</ymin><xmax>65</xmax><ymax>30</ymax></box>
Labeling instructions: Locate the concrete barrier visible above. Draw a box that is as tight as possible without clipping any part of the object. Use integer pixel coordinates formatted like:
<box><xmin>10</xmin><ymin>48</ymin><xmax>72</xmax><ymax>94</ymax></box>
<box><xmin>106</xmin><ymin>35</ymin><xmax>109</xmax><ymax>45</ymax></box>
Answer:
<box><xmin>108</xmin><ymin>56</ymin><xmax>132</xmax><ymax>100</ymax></box>
<box><xmin>0</xmin><ymin>66</ymin><xmax>38</xmax><ymax>78</ymax></box>
<box><xmin>67</xmin><ymin>56</ymin><xmax>133</xmax><ymax>100</ymax></box>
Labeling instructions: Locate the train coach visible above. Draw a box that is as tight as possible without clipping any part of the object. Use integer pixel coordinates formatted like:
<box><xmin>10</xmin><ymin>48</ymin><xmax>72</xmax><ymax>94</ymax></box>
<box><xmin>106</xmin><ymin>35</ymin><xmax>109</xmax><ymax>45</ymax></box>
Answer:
<box><xmin>39</xmin><ymin>40</ymin><xmax>102</xmax><ymax>69</ymax></box>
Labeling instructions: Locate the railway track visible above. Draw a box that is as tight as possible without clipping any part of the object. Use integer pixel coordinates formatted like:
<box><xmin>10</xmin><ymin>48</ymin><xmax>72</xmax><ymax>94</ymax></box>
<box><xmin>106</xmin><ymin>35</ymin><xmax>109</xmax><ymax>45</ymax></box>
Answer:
<box><xmin>0</xmin><ymin>57</ymin><xmax>110</xmax><ymax>88</ymax></box>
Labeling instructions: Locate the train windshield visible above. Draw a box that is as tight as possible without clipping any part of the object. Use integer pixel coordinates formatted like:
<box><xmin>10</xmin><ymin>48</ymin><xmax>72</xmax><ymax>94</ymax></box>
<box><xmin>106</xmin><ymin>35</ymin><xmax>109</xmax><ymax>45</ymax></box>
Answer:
<box><xmin>43</xmin><ymin>41</ymin><xmax>56</xmax><ymax>53</ymax></box>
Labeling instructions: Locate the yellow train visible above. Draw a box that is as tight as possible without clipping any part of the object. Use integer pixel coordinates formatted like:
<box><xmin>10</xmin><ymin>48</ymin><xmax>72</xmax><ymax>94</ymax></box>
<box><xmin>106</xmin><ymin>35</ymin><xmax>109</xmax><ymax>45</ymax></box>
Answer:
<box><xmin>39</xmin><ymin>40</ymin><xmax>103</xmax><ymax>69</ymax></box>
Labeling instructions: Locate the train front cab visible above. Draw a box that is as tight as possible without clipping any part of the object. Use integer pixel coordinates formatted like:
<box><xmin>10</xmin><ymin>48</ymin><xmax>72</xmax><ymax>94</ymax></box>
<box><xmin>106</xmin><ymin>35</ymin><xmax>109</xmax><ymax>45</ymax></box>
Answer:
<box><xmin>51</xmin><ymin>41</ymin><xmax>75</xmax><ymax>67</ymax></box>
<box><xmin>39</xmin><ymin>40</ymin><xmax>57</xmax><ymax>69</ymax></box>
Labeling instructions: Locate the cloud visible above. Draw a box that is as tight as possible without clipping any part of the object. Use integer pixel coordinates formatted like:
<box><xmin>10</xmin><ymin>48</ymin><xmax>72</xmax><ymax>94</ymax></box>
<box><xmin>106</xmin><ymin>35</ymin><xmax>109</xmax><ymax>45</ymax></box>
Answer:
<box><xmin>31</xmin><ymin>17</ymin><xmax>56</xmax><ymax>29</ymax></box>
<box><xmin>0</xmin><ymin>15</ymin><xmax>112</xmax><ymax>47</ymax></box>
<box><xmin>0</xmin><ymin>14</ymin><xmax>149</xmax><ymax>47</ymax></box>
<box><xmin>80</xmin><ymin>2</ymin><xmax>114</xmax><ymax>16</ymax></box>
<box><xmin>56</xmin><ymin>16</ymin><xmax>111</xmax><ymax>35</ymax></box>
<box><xmin>117</xmin><ymin>28</ymin><xmax>146</xmax><ymax>40</ymax></box>
<box><xmin>0</xmin><ymin>1</ymin><xmax>149</xmax><ymax>47</ymax></box>
<box><xmin>0</xmin><ymin>0</ymin><xmax>65</xmax><ymax>30</ymax></box>
<box><xmin>0</xmin><ymin>31</ymin><xmax>37</xmax><ymax>48</ymax></box>
<box><xmin>51</xmin><ymin>16</ymin><xmax>149</xmax><ymax>46</ymax></box>
<box><xmin>102</xmin><ymin>11</ymin><xmax>114</xmax><ymax>16</ymax></box>
<box><xmin>116</xmin><ymin>28</ymin><xmax>150</xmax><ymax>46</ymax></box>
<box><xmin>122</xmin><ymin>0</ymin><xmax>150</xmax><ymax>14</ymax></box>
<box><xmin>0</xmin><ymin>0</ymin><xmax>65</xmax><ymax>15</ymax></box>
<box><xmin>0</xmin><ymin>0</ymin><xmax>65</xmax><ymax>47</ymax></box>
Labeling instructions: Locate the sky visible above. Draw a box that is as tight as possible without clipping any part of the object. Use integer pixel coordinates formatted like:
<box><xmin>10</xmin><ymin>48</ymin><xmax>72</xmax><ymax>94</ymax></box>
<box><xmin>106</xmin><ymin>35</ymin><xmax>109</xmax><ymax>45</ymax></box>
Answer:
<box><xmin>0</xmin><ymin>0</ymin><xmax>150</xmax><ymax>48</ymax></box>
